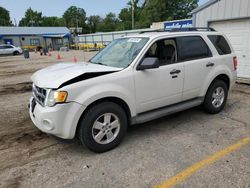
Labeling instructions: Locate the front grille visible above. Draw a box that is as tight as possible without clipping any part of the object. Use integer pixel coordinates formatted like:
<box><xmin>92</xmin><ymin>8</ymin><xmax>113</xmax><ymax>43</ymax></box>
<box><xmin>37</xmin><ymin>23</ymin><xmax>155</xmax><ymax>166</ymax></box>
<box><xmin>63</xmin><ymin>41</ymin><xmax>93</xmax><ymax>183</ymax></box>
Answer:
<box><xmin>32</xmin><ymin>84</ymin><xmax>47</xmax><ymax>106</ymax></box>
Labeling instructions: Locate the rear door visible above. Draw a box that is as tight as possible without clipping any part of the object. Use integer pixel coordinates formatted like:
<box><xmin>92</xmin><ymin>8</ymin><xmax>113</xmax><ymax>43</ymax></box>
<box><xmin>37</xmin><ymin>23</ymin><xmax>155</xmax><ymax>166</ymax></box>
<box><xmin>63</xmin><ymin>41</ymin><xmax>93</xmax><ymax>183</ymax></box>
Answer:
<box><xmin>177</xmin><ymin>36</ymin><xmax>214</xmax><ymax>101</ymax></box>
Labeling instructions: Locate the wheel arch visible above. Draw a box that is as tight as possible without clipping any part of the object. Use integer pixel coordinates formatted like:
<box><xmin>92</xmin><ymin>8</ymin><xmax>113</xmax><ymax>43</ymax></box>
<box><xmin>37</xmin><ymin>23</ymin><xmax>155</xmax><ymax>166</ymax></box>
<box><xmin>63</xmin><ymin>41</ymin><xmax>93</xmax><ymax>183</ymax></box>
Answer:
<box><xmin>204</xmin><ymin>73</ymin><xmax>230</xmax><ymax>97</ymax></box>
<box><xmin>213</xmin><ymin>74</ymin><xmax>230</xmax><ymax>89</ymax></box>
<box><xmin>75</xmin><ymin>96</ymin><xmax>132</xmax><ymax>137</ymax></box>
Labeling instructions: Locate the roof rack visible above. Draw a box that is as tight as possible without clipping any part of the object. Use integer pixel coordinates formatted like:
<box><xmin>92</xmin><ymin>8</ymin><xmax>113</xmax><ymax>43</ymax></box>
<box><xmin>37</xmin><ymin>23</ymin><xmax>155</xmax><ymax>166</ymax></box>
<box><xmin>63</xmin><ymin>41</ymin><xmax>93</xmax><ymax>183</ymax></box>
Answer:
<box><xmin>139</xmin><ymin>27</ymin><xmax>216</xmax><ymax>34</ymax></box>
<box><xmin>168</xmin><ymin>27</ymin><xmax>216</xmax><ymax>32</ymax></box>
<box><xmin>139</xmin><ymin>29</ymin><xmax>163</xmax><ymax>34</ymax></box>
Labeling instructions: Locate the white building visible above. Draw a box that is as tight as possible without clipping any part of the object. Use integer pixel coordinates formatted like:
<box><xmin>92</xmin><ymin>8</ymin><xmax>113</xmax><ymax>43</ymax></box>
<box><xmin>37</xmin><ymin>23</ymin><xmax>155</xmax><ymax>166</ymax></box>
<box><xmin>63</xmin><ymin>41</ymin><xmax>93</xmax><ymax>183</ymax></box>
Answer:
<box><xmin>192</xmin><ymin>0</ymin><xmax>250</xmax><ymax>79</ymax></box>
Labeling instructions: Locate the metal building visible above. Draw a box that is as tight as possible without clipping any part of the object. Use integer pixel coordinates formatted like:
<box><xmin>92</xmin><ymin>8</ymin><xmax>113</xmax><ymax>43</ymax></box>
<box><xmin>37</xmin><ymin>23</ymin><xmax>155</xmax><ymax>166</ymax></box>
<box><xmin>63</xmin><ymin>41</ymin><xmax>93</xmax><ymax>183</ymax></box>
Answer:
<box><xmin>0</xmin><ymin>27</ymin><xmax>70</xmax><ymax>51</ymax></box>
<box><xmin>192</xmin><ymin>0</ymin><xmax>250</xmax><ymax>79</ymax></box>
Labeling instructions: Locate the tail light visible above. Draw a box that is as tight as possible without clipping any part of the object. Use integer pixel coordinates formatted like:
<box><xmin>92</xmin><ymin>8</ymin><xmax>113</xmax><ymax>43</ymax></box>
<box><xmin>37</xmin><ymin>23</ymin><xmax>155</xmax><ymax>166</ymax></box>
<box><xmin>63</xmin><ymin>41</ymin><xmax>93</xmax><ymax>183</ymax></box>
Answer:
<box><xmin>233</xmin><ymin>56</ymin><xmax>237</xmax><ymax>71</ymax></box>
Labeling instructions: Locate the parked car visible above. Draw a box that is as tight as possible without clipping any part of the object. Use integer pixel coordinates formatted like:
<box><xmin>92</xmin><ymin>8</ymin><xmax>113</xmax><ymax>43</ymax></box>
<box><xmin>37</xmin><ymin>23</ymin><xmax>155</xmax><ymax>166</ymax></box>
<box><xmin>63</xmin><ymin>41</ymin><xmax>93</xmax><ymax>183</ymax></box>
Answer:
<box><xmin>0</xmin><ymin>44</ymin><xmax>23</xmax><ymax>55</ymax></box>
<box><xmin>29</xmin><ymin>28</ymin><xmax>237</xmax><ymax>153</ymax></box>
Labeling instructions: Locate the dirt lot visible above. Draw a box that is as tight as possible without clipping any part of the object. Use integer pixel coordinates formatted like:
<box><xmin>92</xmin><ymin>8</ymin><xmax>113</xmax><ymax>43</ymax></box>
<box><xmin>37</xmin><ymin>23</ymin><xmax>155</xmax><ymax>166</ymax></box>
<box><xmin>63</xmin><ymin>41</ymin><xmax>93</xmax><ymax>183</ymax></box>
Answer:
<box><xmin>0</xmin><ymin>51</ymin><xmax>250</xmax><ymax>188</ymax></box>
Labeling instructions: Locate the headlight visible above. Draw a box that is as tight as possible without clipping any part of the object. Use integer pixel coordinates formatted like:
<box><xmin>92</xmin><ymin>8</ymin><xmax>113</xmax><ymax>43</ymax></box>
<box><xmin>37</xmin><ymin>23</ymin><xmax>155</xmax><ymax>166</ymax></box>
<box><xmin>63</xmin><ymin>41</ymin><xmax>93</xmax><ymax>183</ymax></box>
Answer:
<box><xmin>46</xmin><ymin>90</ymin><xmax>68</xmax><ymax>107</ymax></box>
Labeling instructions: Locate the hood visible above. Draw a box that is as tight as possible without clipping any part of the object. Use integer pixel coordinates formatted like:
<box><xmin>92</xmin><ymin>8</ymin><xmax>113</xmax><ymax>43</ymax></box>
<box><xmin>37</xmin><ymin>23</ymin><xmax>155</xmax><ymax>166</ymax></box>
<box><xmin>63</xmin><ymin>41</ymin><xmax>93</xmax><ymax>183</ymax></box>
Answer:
<box><xmin>31</xmin><ymin>62</ymin><xmax>122</xmax><ymax>89</ymax></box>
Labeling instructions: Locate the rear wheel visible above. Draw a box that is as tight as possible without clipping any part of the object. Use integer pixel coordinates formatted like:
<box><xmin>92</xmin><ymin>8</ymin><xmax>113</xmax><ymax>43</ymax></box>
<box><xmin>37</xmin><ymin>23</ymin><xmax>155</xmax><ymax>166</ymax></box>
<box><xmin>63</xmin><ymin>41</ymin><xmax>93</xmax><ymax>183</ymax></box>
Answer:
<box><xmin>203</xmin><ymin>80</ymin><xmax>228</xmax><ymax>114</ymax></box>
<box><xmin>78</xmin><ymin>102</ymin><xmax>127</xmax><ymax>153</ymax></box>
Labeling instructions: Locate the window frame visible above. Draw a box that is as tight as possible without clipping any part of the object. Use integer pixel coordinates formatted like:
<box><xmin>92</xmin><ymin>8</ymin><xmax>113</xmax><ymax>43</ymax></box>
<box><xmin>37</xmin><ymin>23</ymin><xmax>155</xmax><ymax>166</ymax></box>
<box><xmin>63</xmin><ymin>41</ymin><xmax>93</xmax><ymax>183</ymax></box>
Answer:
<box><xmin>138</xmin><ymin>37</ymin><xmax>179</xmax><ymax>68</ymax></box>
<box><xmin>55</xmin><ymin>38</ymin><xmax>63</xmax><ymax>45</ymax></box>
<box><xmin>176</xmin><ymin>35</ymin><xmax>212</xmax><ymax>62</ymax></box>
<box><xmin>207</xmin><ymin>35</ymin><xmax>232</xmax><ymax>55</ymax></box>
<box><xmin>30</xmin><ymin>38</ymin><xmax>40</xmax><ymax>46</ymax></box>
<box><xmin>3</xmin><ymin>45</ymin><xmax>14</xmax><ymax>49</ymax></box>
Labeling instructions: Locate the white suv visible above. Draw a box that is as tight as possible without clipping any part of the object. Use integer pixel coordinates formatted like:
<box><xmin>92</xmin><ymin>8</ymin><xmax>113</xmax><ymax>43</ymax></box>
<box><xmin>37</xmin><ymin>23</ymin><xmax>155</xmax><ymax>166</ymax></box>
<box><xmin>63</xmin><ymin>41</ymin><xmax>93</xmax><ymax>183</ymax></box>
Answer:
<box><xmin>0</xmin><ymin>44</ymin><xmax>23</xmax><ymax>55</ymax></box>
<box><xmin>29</xmin><ymin>28</ymin><xmax>237</xmax><ymax>152</ymax></box>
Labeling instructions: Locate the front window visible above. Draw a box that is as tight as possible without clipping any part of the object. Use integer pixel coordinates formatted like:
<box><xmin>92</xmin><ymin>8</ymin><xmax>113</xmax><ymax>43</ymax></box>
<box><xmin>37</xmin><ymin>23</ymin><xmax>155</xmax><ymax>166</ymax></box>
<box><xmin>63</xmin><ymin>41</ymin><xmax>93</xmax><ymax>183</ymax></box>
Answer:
<box><xmin>30</xmin><ymin>39</ymin><xmax>40</xmax><ymax>46</ymax></box>
<box><xmin>90</xmin><ymin>37</ymin><xmax>149</xmax><ymax>68</ymax></box>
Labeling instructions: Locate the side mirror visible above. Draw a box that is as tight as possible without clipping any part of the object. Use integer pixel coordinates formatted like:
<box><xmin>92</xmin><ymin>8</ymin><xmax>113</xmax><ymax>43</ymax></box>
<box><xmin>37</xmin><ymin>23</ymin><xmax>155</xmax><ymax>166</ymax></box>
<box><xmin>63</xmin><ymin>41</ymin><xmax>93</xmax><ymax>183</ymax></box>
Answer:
<box><xmin>137</xmin><ymin>57</ymin><xmax>160</xmax><ymax>71</ymax></box>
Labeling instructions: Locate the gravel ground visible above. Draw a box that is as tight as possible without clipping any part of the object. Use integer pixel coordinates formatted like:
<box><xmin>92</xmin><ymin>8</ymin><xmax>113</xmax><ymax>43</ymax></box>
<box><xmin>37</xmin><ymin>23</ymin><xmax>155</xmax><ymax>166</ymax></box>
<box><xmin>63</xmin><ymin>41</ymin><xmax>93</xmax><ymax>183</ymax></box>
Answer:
<box><xmin>0</xmin><ymin>51</ymin><xmax>250</xmax><ymax>188</ymax></box>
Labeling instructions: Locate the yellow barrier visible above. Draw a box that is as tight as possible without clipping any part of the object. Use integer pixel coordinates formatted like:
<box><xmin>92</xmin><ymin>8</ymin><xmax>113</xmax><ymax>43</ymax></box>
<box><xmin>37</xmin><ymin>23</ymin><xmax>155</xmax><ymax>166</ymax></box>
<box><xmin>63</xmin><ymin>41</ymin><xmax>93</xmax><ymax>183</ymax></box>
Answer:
<box><xmin>21</xmin><ymin>45</ymin><xmax>45</xmax><ymax>50</ymax></box>
<box><xmin>21</xmin><ymin>45</ymin><xmax>37</xmax><ymax>50</ymax></box>
<box><xmin>70</xmin><ymin>43</ymin><xmax>105</xmax><ymax>50</ymax></box>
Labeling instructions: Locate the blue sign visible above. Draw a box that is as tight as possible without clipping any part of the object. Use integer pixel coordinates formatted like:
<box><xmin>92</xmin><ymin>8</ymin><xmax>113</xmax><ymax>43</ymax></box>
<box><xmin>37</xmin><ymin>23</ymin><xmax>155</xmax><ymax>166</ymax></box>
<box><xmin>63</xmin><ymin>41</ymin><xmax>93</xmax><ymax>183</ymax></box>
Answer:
<box><xmin>164</xmin><ymin>19</ymin><xmax>192</xmax><ymax>31</ymax></box>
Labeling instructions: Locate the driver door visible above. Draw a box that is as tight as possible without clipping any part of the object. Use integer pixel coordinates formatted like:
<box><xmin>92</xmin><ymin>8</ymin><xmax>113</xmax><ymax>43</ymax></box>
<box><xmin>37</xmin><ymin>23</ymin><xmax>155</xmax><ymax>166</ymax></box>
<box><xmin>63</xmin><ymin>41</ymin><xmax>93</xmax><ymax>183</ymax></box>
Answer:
<box><xmin>134</xmin><ymin>38</ymin><xmax>184</xmax><ymax>113</ymax></box>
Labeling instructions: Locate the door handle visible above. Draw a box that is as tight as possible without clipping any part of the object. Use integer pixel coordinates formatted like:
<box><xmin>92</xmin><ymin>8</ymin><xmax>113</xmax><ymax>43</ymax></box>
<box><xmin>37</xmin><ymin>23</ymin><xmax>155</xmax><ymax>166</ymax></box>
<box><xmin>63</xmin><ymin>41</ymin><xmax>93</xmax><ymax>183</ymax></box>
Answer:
<box><xmin>170</xmin><ymin>69</ymin><xmax>181</xmax><ymax>75</ymax></box>
<box><xmin>206</xmin><ymin>62</ymin><xmax>214</xmax><ymax>67</ymax></box>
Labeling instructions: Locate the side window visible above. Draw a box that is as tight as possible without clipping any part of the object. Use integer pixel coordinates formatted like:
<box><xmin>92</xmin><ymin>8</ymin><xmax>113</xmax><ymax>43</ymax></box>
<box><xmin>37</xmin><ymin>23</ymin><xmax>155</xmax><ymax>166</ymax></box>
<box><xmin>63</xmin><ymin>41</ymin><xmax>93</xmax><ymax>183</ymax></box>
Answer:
<box><xmin>208</xmin><ymin>35</ymin><xmax>231</xmax><ymax>55</ymax></box>
<box><xmin>4</xmin><ymin>45</ymin><xmax>13</xmax><ymax>49</ymax></box>
<box><xmin>145</xmin><ymin>38</ymin><xmax>177</xmax><ymax>66</ymax></box>
<box><xmin>176</xmin><ymin>36</ymin><xmax>212</xmax><ymax>62</ymax></box>
<box><xmin>30</xmin><ymin>39</ymin><xmax>40</xmax><ymax>46</ymax></box>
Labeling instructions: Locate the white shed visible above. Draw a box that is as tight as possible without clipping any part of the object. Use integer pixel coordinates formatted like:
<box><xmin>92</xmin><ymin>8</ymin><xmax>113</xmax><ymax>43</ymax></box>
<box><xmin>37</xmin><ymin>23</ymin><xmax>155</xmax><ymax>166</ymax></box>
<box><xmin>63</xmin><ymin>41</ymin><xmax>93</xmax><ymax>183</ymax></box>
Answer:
<box><xmin>192</xmin><ymin>0</ymin><xmax>250</xmax><ymax>79</ymax></box>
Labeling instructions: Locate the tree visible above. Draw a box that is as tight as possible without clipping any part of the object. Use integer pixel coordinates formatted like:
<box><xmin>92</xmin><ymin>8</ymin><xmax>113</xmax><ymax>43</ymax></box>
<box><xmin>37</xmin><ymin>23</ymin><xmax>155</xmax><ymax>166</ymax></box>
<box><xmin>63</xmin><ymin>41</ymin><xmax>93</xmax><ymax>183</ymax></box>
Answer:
<box><xmin>101</xmin><ymin>12</ymin><xmax>119</xmax><ymax>32</ymax></box>
<box><xmin>19</xmin><ymin>8</ymin><xmax>42</xmax><ymax>26</ymax></box>
<box><xmin>87</xmin><ymin>15</ymin><xmax>102</xmax><ymax>33</ymax></box>
<box><xmin>166</xmin><ymin>0</ymin><xmax>198</xmax><ymax>20</ymax></box>
<box><xmin>63</xmin><ymin>6</ymin><xmax>87</xmax><ymax>33</ymax></box>
<box><xmin>138</xmin><ymin>0</ymin><xmax>198</xmax><ymax>28</ymax></box>
<box><xmin>0</xmin><ymin>7</ymin><xmax>12</xmax><ymax>26</ymax></box>
<box><xmin>41</xmin><ymin>16</ymin><xmax>65</xmax><ymax>27</ymax></box>
<box><xmin>118</xmin><ymin>0</ymin><xmax>141</xmax><ymax>30</ymax></box>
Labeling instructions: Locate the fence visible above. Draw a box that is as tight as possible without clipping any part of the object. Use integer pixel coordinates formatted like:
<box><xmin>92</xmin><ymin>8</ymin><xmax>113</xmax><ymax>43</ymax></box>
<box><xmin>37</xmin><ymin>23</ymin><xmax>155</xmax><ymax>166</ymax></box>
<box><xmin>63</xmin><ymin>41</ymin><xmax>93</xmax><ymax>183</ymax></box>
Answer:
<box><xmin>76</xmin><ymin>28</ymin><xmax>156</xmax><ymax>49</ymax></box>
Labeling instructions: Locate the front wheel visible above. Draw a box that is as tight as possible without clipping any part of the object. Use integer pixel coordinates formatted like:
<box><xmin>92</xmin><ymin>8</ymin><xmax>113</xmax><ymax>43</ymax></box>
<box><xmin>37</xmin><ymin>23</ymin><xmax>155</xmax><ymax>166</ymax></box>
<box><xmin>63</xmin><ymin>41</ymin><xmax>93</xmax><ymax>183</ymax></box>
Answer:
<box><xmin>13</xmin><ymin>51</ymin><xmax>20</xmax><ymax>56</ymax></box>
<box><xmin>78</xmin><ymin>102</ymin><xmax>127</xmax><ymax>153</ymax></box>
<box><xmin>203</xmin><ymin>80</ymin><xmax>228</xmax><ymax>114</ymax></box>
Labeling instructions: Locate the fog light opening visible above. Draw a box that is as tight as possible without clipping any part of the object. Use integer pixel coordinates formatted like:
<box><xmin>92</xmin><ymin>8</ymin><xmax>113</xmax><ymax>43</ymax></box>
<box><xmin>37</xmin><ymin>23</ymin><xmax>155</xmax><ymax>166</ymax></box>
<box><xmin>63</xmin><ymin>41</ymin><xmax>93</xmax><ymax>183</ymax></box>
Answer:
<box><xmin>42</xmin><ymin>119</ymin><xmax>54</xmax><ymax>131</ymax></box>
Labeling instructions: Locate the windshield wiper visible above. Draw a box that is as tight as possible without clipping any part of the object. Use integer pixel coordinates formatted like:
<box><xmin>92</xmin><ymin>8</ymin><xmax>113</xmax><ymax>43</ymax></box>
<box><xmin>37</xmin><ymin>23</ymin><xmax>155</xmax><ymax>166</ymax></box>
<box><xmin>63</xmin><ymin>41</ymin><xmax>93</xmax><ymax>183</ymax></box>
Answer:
<box><xmin>95</xmin><ymin>62</ymin><xmax>108</xmax><ymax>66</ymax></box>
<box><xmin>89</xmin><ymin>60</ymin><xmax>106</xmax><ymax>66</ymax></box>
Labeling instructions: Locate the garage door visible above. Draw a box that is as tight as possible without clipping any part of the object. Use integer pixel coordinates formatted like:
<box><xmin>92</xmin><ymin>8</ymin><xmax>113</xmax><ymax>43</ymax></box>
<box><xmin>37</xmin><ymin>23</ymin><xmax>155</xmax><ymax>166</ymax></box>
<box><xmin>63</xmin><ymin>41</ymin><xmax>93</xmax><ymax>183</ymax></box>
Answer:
<box><xmin>209</xmin><ymin>19</ymin><xmax>250</xmax><ymax>79</ymax></box>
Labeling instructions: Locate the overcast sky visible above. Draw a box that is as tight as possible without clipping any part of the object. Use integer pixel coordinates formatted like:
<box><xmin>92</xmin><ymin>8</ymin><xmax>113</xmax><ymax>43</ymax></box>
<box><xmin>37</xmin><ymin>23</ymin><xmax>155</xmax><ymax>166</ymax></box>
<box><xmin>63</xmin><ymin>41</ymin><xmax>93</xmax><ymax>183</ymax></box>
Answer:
<box><xmin>0</xmin><ymin>0</ymin><xmax>209</xmax><ymax>24</ymax></box>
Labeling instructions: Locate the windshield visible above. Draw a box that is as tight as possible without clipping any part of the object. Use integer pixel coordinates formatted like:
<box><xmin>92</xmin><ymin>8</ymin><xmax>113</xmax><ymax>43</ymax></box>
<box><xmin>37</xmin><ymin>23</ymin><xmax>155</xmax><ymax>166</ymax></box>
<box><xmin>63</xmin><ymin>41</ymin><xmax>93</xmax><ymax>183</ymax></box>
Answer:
<box><xmin>90</xmin><ymin>37</ymin><xmax>148</xmax><ymax>68</ymax></box>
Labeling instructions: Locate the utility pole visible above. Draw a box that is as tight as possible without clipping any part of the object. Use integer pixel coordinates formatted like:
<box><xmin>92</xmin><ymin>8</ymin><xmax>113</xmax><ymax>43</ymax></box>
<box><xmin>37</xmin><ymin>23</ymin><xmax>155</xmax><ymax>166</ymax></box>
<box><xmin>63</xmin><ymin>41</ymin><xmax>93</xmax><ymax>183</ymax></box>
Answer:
<box><xmin>131</xmin><ymin>0</ymin><xmax>135</xmax><ymax>30</ymax></box>
<box><xmin>75</xmin><ymin>17</ymin><xmax>79</xmax><ymax>50</ymax></box>
<box><xmin>14</xmin><ymin>18</ymin><xmax>17</xmax><ymax>27</ymax></box>
<box><xmin>76</xmin><ymin>17</ymin><xmax>79</xmax><ymax>34</ymax></box>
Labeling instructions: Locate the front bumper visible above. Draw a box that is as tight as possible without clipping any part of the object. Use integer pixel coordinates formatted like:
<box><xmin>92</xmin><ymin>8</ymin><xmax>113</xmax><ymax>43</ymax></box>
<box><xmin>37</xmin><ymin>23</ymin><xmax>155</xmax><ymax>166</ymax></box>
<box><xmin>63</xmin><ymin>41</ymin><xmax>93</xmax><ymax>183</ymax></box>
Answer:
<box><xmin>29</xmin><ymin>97</ymin><xmax>86</xmax><ymax>139</ymax></box>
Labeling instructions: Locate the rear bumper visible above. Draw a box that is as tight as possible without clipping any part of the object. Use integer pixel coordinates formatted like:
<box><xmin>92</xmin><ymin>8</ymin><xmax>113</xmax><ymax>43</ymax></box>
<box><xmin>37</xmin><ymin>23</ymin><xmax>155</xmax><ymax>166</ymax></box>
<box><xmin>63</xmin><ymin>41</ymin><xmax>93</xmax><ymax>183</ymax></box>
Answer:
<box><xmin>29</xmin><ymin>97</ymin><xmax>86</xmax><ymax>139</ymax></box>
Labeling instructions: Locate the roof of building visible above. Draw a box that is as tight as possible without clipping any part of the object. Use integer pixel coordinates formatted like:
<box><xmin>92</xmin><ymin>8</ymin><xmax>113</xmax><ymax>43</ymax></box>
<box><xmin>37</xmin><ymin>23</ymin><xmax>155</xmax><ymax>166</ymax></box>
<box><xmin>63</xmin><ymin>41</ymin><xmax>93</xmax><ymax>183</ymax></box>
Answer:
<box><xmin>191</xmin><ymin>0</ymin><xmax>219</xmax><ymax>14</ymax></box>
<box><xmin>0</xmin><ymin>27</ymin><xmax>70</xmax><ymax>36</ymax></box>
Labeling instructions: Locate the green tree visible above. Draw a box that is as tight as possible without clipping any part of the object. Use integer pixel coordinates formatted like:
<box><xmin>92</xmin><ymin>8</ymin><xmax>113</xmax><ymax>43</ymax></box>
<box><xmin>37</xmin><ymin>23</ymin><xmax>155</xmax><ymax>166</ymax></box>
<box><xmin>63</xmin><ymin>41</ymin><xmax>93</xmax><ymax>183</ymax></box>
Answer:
<box><xmin>87</xmin><ymin>15</ymin><xmax>102</xmax><ymax>33</ymax></box>
<box><xmin>63</xmin><ymin>6</ymin><xmax>87</xmax><ymax>33</ymax></box>
<box><xmin>0</xmin><ymin>7</ymin><xmax>12</xmax><ymax>26</ymax></box>
<box><xmin>101</xmin><ymin>12</ymin><xmax>119</xmax><ymax>32</ymax></box>
<box><xmin>118</xmin><ymin>0</ymin><xmax>141</xmax><ymax>30</ymax></box>
<box><xmin>138</xmin><ymin>0</ymin><xmax>198</xmax><ymax>28</ymax></box>
<box><xmin>19</xmin><ymin>8</ymin><xmax>42</xmax><ymax>26</ymax></box>
<box><xmin>41</xmin><ymin>16</ymin><xmax>65</xmax><ymax>27</ymax></box>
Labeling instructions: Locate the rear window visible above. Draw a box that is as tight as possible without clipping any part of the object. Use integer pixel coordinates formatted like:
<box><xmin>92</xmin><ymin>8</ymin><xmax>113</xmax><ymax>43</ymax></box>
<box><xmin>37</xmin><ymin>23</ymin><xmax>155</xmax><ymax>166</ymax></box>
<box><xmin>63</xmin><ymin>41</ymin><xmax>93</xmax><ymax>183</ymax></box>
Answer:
<box><xmin>176</xmin><ymin>36</ymin><xmax>212</xmax><ymax>62</ymax></box>
<box><xmin>208</xmin><ymin>35</ymin><xmax>231</xmax><ymax>55</ymax></box>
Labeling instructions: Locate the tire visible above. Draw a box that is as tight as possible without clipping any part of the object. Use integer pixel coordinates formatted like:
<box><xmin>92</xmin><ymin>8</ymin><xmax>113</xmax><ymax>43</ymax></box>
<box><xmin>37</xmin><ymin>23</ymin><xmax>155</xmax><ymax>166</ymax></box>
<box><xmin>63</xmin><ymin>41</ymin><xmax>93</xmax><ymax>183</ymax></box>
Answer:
<box><xmin>78</xmin><ymin>102</ymin><xmax>127</xmax><ymax>153</ymax></box>
<box><xmin>13</xmin><ymin>51</ymin><xmax>19</xmax><ymax>56</ymax></box>
<box><xmin>203</xmin><ymin>79</ymin><xmax>228</xmax><ymax>114</ymax></box>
